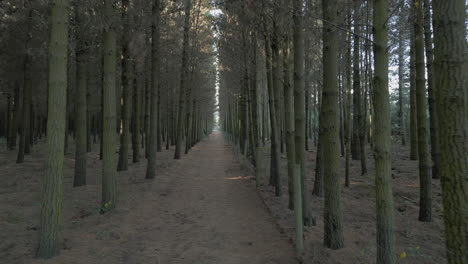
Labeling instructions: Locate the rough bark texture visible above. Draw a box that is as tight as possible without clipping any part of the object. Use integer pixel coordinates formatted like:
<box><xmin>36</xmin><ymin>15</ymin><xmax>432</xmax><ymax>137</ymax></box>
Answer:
<box><xmin>294</xmin><ymin>0</ymin><xmax>312</xmax><ymax>226</ymax></box>
<box><xmin>351</xmin><ymin>7</ymin><xmax>361</xmax><ymax>161</ymax></box>
<box><xmin>132</xmin><ymin>73</ymin><xmax>141</xmax><ymax>163</ymax></box>
<box><xmin>37</xmin><ymin>0</ymin><xmax>69</xmax><ymax>258</ymax></box>
<box><xmin>422</xmin><ymin>0</ymin><xmax>440</xmax><ymax>180</ymax></box>
<box><xmin>117</xmin><ymin>0</ymin><xmax>132</xmax><ymax>172</ymax></box>
<box><xmin>146</xmin><ymin>0</ymin><xmax>160</xmax><ymax>179</ymax></box>
<box><xmin>409</xmin><ymin>10</ymin><xmax>418</xmax><ymax>161</ymax></box>
<box><xmin>322</xmin><ymin>0</ymin><xmax>344</xmax><ymax>249</ymax></box>
<box><xmin>344</xmin><ymin>11</ymin><xmax>352</xmax><ymax>187</ymax></box>
<box><xmin>73</xmin><ymin>22</ymin><xmax>87</xmax><ymax>187</ymax></box>
<box><xmin>174</xmin><ymin>0</ymin><xmax>191</xmax><ymax>160</ymax></box>
<box><xmin>432</xmin><ymin>0</ymin><xmax>468</xmax><ymax>262</ymax></box>
<box><xmin>414</xmin><ymin>0</ymin><xmax>432</xmax><ymax>222</ymax></box>
<box><xmin>372</xmin><ymin>0</ymin><xmax>396</xmax><ymax>262</ymax></box>
<box><xmin>283</xmin><ymin>38</ymin><xmax>295</xmax><ymax>210</ymax></box>
<box><xmin>101</xmin><ymin>0</ymin><xmax>118</xmax><ymax>213</ymax></box>
<box><xmin>265</xmin><ymin>38</ymin><xmax>281</xmax><ymax>197</ymax></box>
<box><xmin>397</xmin><ymin>11</ymin><xmax>406</xmax><ymax>146</ymax></box>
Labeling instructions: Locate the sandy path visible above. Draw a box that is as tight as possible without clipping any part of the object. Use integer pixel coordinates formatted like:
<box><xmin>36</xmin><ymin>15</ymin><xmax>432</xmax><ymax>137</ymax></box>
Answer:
<box><xmin>117</xmin><ymin>132</ymin><xmax>297</xmax><ymax>264</ymax></box>
<box><xmin>2</xmin><ymin>132</ymin><xmax>297</xmax><ymax>264</ymax></box>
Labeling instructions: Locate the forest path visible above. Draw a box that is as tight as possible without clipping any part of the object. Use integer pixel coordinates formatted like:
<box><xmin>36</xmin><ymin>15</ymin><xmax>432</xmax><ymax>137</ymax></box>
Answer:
<box><xmin>116</xmin><ymin>131</ymin><xmax>297</xmax><ymax>264</ymax></box>
<box><xmin>2</xmin><ymin>132</ymin><xmax>297</xmax><ymax>264</ymax></box>
<box><xmin>1</xmin><ymin>132</ymin><xmax>297</xmax><ymax>264</ymax></box>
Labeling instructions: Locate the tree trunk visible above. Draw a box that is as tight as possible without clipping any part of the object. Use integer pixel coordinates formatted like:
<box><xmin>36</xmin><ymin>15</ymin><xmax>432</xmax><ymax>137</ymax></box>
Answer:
<box><xmin>100</xmin><ymin>0</ymin><xmax>118</xmax><ymax>213</ymax></box>
<box><xmin>117</xmin><ymin>0</ymin><xmax>132</xmax><ymax>171</ymax></box>
<box><xmin>265</xmin><ymin>36</ymin><xmax>281</xmax><ymax>196</ymax></box>
<box><xmin>174</xmin><ymin>0</ymin><xmax>191</xmax><ymax>159</ymax></box>
<box><xmin>352</xmin><ymin>8</ymin><xmax>361</xmax><ymax>161</ymax></box>
<box><xmin>422</xmin><ymin>0</ymin><xmax>440</xmax><ymax>180</ymax></box>
<box><xmin>414</xmin><ymin>0</ymin><xmax>432</xmax><ymax>222</ymax></box>
<box><xmin>409</xmin><ymin>10</ymin><xmax>419</xmax><ymax>161</ymax></box>
<box><xmin>73</xmin><ymin>10</ymin><xmax>87</xmax><ymax>187</ymax></box>
<box><xmin>344</xmin><ymin>9</ymin><xmax>352</xmax><ymax>187</ymax></box>
<box><xmin>397</xmin><ymin>10</ymin><xmax>406</xmax><ymax>146</ymax></box>
<box><xmin>322</xmin><ymin>0</ymin><xmax>344</xmax><ymax>249</ymax></box>
<box><xmin>372</xmin><ymin>0</ymin><xmax>396</xmax><ymax>262</ymax></box>
<box><xmin>432</xmin><ymin>0</ymin><xmax>468</xmax><ymax>261</ymax></box>
<box><xmin>132</xmin><ymin>70</ymin><xmax>141</xmax><ymax>163</ymax></box>
<box><xmin>37</xmin><ymin>0</ymin><xmax>69</xmax><ymax>258</ymax></box>
<box><xmin>145</xmin><ymin>0</ymin><xmax>161</xmax><ymax>179</ymax></box>
<box><xmin>283</xmin><ymin>36</ymin><xmax>295</xmax><ymax>210</ymax></box>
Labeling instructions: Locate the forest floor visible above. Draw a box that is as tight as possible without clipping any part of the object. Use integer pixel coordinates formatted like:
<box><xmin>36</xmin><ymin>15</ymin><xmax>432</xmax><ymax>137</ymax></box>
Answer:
<box><xmin>247</xmin><ymin>139</ymin><xmax>447</xmax><ymax>264</ymax></box>
<box><xmin>0</xmin><ymin>132</ymin><xmax>296</xmax><ymax>264</ymax></box>
<box><xmin>0</xmin><ymin>132</ymin><xmax>446</xmax><ymax>264</ymax></box>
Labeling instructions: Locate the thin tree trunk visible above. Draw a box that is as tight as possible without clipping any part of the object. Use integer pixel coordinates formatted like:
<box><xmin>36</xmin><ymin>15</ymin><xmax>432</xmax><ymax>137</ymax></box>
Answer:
<box><xmin>117</xmin><ymin>0</ymin><xmax>132</xmax><ymax>171</ymax></box>
<box><xmin>397</xmin><ymin>11</ymin><xmax>406</xmax><ymax>146</ymax></box>
<box><xmin>100</xmin><ymin>0</ymin><xmax>118</xmax><ymax>213</ymax></box>
<box><xmin>409</xmin><ymin>9</ymin><xmax>419</xmax><ymax>160</ymax></box>
<box><xmin>174</xmin><ymin>0</ymin><xmax>191</xmax><ymax>160</ymax></box>
<box><xmin>422</xmin><ymin>0</ymin><xmax>440</xmax><ymax>180</ymax></box>
<box><xmin>132</xmin><ymin>73</ymin><xmax>141</xmax><ymax>163</ymax></box>
<box><xmin>73</xmin><ymin>9</ymin><xmax>87</xmax><ymax>187</ymax></box>
<box><xmin>146</xmin><ymin>0</ymin><xmax>161</xmax><ymax>179</ymax></box>
<box><xmin>414</xmin><ymin>0</ymin><xmax>432</xmax><ymax>222</ymax></box>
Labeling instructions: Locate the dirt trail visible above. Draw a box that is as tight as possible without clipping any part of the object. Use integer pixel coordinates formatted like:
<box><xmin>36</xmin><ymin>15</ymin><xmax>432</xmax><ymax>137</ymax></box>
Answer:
<box><xmin>116</xmin><ymin>132</ymin><xmax>297</xmax><ymax>264</ymax></box>
<box><xmin>1</xmin><ymin>133</ymin><xmax>297</xmax><ymax>264</ymax></box>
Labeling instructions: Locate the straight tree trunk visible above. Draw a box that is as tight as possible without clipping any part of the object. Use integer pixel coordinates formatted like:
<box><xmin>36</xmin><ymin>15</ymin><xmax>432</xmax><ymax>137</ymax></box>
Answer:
<box><xmin>117</xmin><ymin>0</ymin><xmax>132</xmax><ymax>171</ymax></box>
<box><xmin>101</xmin><ymin>0</ymin><xmax>118</xmax><ymax>213</ymax></box>
<box><xmin>397</xmin><ymin>12</ymin><xmax>406</xmax><ymax>146</ymax></box>
<box><xmin>432</xmin><ymin>0</ymin><xmax>468</xmax><ymax>262</ymax></box>
<box><xmin>265</xmin><ymin>36</ymin><xmax>281</xmax><ymax>196</ymax></box>
<box><xmin>73</xmin><ymin>10</ymin><xmax>87</xmax><ymax>187</ymax></box>
<box><xmin>344</xmin><ymin>10</ymin><xmax>352</xmax><ymax>187</ymax></box>
<box><xmin>352</xmin><ymin>7</ymin><xmax>361</xmax><ymax>161</ymax></box>
<box><xmin>132</xmin><ymin>71</ymin><xmax>141</xmax><ymax>163</ymax></box>
<box><xmin>414</xmin><ymin>0</ymin><xmax>432</xmax><ymax>222</ymax></box>
<box><xmin>322</xmin><ymin>0</ymin><xmax>344</xmax><ymax>249</ymax></box>
<box><xmin>174</xmin><ymin>0</ymin><xmax>191</xmax><ymax>160</ymax></box>
<box><xmin>37</xmin><ymin>0</ymin><xmax>69</xmax><ymax>258</ymax></box>
<box><xmin>422</xmin><ymin>0</ymin><xmax>440</xmax><ymax>180</ymax></box>
<box><xmin>8</xmin><ymin>85</ymin><xmax>20</xmax><ymax>150</ymax></box>
<box><xmin>283</xmin><ymin>36</ymin><xmax>295</xmax><ymax>210</ymax></box>
<box><xmin>145</xmin><ymin>0</ymin><xmax>161</xmax><ymax>179</ymax></box>
<box><xmin>372</xmin><ymin>0</ymin><xmax>396</xmax><ymax>262</ymax></box>
<box><xmin>409</xmin><ymin>11</ymin><xmax>419</xmax><ymax>161</ymax></box>
<box><xmin>293</xmin><ymin>0</ymin><xmax>313</xmax><ymax>226</ymax></box>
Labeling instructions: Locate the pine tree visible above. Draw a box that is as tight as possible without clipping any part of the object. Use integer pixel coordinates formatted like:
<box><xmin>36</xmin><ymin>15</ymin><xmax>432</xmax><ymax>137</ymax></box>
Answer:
<box><xmin>413</xmin><ymin>0</ymin><xmax>432</xmax><ymax>222</ymax></box>
<box><xmin>146</xmin><ymin>0</ymin><xmax>161</xmax><ymax>179</ymax></box>
<box><xmin>101</xmin><ymin>0</ymin><xmax>118</xmax><ymax>213</ymax></box>
<box><xmin>73</xmin><ymin>5</ymin><xmax>87</xmax><ymax>187</ymax></box>
<box><xmin>372</xmin><ymin>0</ymin><xmax>396</xmax><ymax>262</ymax></box>
<box><xmin>37</xmin><ymin>0</ymin><xmax>69</xmax><ymax>258</ymax></box>
<box><xmin>432</xmin><ymin>0</ymin><xmax>468</xmax><ymax>262</ymax></box>
<box><xmin>322</xmin><ymin>0</ymin><xmax>344</xmax><ymax>249</ymax></box>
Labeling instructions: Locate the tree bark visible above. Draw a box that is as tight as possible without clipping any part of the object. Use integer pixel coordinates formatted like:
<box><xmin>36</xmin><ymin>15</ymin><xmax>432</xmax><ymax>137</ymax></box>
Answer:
<box><xmin>422</xmin><ymin>0</ymin><xmax>440</xmax><ymax>180</ymax></box>
<box><xmin>174</xmin><ymin>0</ymin><xmax>192</xmax><ymax>160</ymax></box>
<box><xmin>117</xmin><ymin>0</ymin><xmax>132</xmax><ymax>171</ymax></box>
<box><xmin>322</xmin><ymin>0</ymin><xmax>344</xmax><ymax>249</ymax></box>
<box><xmin>432</xmin><ymin>0</ymin><xmax>468</xmax><ymax>262</ymax></box>
<box><xmin>146</xmin><ymin>0</ymin><xmax>161</xmax><ymax>179</ymax></box>
<box><xmin>37</xmin><ymin>0</ymin><xmax>69</xmax><ymax>258</ymax></box>
<box><xmin>101</xmin><ymin>0</ymin><xmax>118</xmax><ymax>213</ymax></box>
<box><xmin>414</xmin><ymin>0</ymin><xmax>432</xmax><ymax>222</ymax></box>
<box><xmin>73</xmin><ymin>8</ymin><xmax>87</xmax><ymax>187</ymax></box>
<box><xmin>372</xmin><ymin>0</ymin><xmax>396</xmax><ymax>262</ymax></box>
